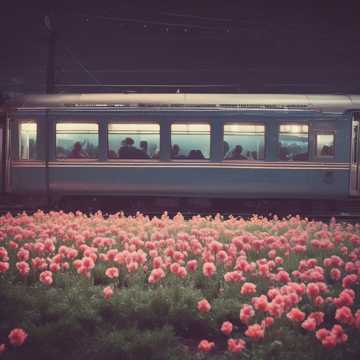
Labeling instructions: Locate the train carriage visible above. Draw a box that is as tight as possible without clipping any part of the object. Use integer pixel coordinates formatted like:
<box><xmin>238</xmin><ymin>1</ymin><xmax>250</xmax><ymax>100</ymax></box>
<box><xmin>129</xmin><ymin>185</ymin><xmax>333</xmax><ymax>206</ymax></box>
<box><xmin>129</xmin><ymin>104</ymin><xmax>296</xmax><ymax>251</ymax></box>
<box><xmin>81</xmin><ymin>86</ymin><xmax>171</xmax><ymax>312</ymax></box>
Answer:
<box><xmin>1</xmin><ymin>93</ymin><xmax>360</xmax><ymax>210</ymax></box>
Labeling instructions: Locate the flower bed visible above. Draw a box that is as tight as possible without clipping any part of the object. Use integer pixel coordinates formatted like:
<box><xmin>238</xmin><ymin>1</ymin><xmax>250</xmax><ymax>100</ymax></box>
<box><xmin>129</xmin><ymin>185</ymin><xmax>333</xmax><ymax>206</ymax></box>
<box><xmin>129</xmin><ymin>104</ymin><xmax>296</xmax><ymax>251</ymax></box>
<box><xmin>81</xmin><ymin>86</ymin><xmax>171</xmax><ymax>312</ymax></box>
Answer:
<box><xmin>0</xmin><ymin>211</ymin><xmax>359</xmax><ymax>359</ymax></box>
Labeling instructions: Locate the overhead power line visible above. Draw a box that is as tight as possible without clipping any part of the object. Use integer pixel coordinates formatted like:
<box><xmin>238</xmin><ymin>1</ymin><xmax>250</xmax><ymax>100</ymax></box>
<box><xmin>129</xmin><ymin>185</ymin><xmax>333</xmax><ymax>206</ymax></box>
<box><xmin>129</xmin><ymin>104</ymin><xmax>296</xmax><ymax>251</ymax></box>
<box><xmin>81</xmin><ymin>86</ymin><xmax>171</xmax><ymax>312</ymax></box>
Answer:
<box><xmin>74</xmin><ymin>13</ymin><xmax>230</xmax><ymax>32</ymax></box>
<box><xmin>159</xmin><ymin>11</ymin><xmax>233</xmax><ymax>23</ymax></box>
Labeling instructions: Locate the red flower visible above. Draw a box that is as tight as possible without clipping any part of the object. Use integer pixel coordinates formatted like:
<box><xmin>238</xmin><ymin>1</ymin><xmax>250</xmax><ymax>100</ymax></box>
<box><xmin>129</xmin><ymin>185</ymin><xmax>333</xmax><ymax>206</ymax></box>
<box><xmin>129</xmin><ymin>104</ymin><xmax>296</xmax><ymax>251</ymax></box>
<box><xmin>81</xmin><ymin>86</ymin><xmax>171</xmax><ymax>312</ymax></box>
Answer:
<box><xmin>197</xmin><ymin>299</ymin><xmax>211</xmax><ymax>313</ymax></box>
<box><xmin>202</xmin><ymin>262</ymin><xmax>216</xmax><ymax>277</ymax></box>
<box><xmin>103</xmin><ymin>286</ymin><xmax>114</xmax><ymax>300</ymax></box>
<box><xmin>8</xmin><ymin>328</ymin><xmax>27</xmax><ymax>347</ymax></box>
<box><xmin>306</xmin><ymin>283</ymin><xmax>320</xmax><ymax>298</ymax></box>
<box><xmin>186</xmin><ymin>259</ymin><xmax>198</xmax><ymax>272</ymax></box>
<box><xmin>227</xmin><ymin>338</ymin><xmax>246</xmax><ymax>353</ymax></box>
<box><xmin>245</xmin><ymin>324</ymin><xmax>264</xmax><ymax>341</ymax></box>
<box><xmin>240</xmin><ymin>282</ymin><xmax>257</xmax><ymax>295</ymax></box>
<box><xmin>198</xmin><ymin>339</ymin><xmax>215</xmax><ymax>352</ymax></box>
<box><xmin>39</xmin><ymin>270</ymin><xmax>53</xmax><ymax>286</ymax></box>
<box><xmin>240</xmin><ymin>304</ymin><xmax>255</xmax><ymax>324</ymax></box>
<box><xmin>301</xmin><ymin>318</ymin><xmax>316</xmax><ymax>331</ymax></box>
<box><xmin>335</xmin><ymin>306</ymin><xmax>354</xmax><ymax>325</ymax></box>
<box><xmin>287</xmin><ymin>308</ymin><xmax>306</xmax><ymax>322</ymax></box>
<box><xmin>220</xmin><ymin>321</ymin><xmax>233</xmax><ymax>336</ymax></box>
<box><xmin>105</xmin><ymin>267</ymin><xmax>119</xmax><ymax>279</ymax></box>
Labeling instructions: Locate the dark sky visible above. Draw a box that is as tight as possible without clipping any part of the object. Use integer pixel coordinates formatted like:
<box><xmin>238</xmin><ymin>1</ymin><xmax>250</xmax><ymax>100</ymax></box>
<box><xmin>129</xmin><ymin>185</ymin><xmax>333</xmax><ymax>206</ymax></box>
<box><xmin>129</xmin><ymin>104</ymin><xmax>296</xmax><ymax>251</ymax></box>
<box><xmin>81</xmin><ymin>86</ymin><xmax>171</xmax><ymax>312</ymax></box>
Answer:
<box><xmin>1</xmin><ymin>1</ymin><xmax>360</xmax><ymax>94</ymax></box>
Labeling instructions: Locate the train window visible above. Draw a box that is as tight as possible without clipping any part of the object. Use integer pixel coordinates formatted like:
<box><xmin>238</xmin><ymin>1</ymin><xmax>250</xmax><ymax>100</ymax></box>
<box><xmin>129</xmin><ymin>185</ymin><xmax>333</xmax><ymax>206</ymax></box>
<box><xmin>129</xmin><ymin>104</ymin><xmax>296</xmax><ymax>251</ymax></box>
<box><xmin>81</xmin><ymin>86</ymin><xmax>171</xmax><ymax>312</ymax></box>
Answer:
<box><xmin>279</xmin><ymin>124</ymin><xmax>309</xmax><ymax>161</ymax></box>
<box><xmin>56</xmin><ymin>123</ymin><xmax>99</xmax><ymax>159</ymax></box>
<box><xmin>19</xmin><ymin>122</ymin><xmax>37</xmax><ymax>160</ymax></box>
<box><xmin>108</xmin><ymin>123</ymin><xmax>160</xmax><ymax>159</ymax></box>
<box><xmin>171</xmin><ymin>123</ymin><xmax>210</xmax><ymax>160</ymax></box>
<box><xmin>224</xmin><ymin>123</ymin><xmax>265</xmax><ymax>160</ymax></box>
<box><xmin>316</xmin><ymin>133</ymin><xmax>335</xmax><ymax>158</ymax></box>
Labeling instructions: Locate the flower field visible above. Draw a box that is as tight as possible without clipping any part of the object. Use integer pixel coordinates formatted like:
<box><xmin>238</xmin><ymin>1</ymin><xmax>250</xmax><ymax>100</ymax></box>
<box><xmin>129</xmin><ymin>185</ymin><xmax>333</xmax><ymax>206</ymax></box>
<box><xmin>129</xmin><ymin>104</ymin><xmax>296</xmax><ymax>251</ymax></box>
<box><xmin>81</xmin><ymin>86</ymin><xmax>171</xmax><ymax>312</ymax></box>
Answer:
<box><xmin>0</xmin><ymin>210</ymin><xmax>360</xmax><ymax>360</ymax></box>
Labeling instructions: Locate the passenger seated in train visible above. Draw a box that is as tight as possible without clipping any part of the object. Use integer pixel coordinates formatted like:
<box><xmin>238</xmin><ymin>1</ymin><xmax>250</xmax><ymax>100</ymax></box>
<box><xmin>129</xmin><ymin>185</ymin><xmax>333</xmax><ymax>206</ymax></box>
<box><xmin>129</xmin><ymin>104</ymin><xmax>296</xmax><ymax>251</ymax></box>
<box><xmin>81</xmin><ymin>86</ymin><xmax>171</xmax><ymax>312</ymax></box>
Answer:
<box><xmin>139</xmin><ymin>140</ymin><xmax>150</xmax><ymax>159</ymax></box>
<box><xmin>187</xmin><ymin>149</ymin><xmax>205</xmax><ymax>159</ymax></box>
<box><xmin>171</xmin><ymin>144</ymin><xmax>186</xmax><ymax>159</ymax></box>
<box><xmin>118</xmin><ymin>137</ymin><xmax>148</xmax><ymax>159</ymax></box>
<box><xmin>227</xmin><ymin>145</ymin><xmax>247</xmax><ymax>160</ymax></box>
<box><xmin>320</xmin><ymin>145</ymin><xmax>334</xmax><ymax>156</ymax></box>
<box><xmin>68</xmin><ymin>142</ymin><xmax>89</xmax><ymax>158</ymax></box>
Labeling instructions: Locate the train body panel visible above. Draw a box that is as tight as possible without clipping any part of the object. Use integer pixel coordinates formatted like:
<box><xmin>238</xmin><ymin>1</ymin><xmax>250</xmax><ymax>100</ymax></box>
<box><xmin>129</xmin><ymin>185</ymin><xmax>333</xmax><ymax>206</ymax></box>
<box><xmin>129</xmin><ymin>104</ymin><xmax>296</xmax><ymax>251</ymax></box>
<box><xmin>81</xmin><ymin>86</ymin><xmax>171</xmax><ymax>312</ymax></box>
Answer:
<box><xmin>11</xmin><ymin>162</ymin><xmax>349</xmax><ymax>198</ymax></box>
<box><xmin>2</xmin><ymin>93</ymin><xmax>360</xmax><ymax>202</ymax></box>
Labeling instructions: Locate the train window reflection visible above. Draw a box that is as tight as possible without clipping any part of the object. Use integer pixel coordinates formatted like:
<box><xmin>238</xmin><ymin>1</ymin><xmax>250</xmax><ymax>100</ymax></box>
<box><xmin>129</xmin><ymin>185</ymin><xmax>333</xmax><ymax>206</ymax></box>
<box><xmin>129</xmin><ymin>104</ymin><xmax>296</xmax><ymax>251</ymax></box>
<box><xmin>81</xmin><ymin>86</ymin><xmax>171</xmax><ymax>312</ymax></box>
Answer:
<box><xmin>224</xmin><ymin>124</ymin><xmax>265</xmax><ymax>160</ymax></box>
<box><xmin>316</xmin><ymin>133</ymin><xmax>335</xmax><ymax>157</ymax></box>
<box><xmin>171</xmin><ymin>123</ymin><xmax>210</xmax><ymax>160</ymax></box>
<box><xmin>56</xmin><ymin>123</ymin><xmax>99</xmax><ymax>159</ymax></box>
<box><xmin>19</xmin><ymin>122</ymin><xmax>37</xmax><ymax>160</ymax></box>
<box><xmin>108</xmin><ymin>123</ymin><xmax>160</xmax><ymax>159</ymax></box>
<box><xmin>279</xmin><ymin>124</ymin><xmax>309</xmax><ymax>161</ymax></box>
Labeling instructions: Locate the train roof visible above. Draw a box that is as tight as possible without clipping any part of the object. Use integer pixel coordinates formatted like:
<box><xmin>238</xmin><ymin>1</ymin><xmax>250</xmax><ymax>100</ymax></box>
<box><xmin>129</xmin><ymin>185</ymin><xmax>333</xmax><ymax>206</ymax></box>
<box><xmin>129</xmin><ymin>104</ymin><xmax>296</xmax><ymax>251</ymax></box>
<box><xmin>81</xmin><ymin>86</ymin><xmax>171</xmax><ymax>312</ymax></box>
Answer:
<box><xmin>7</xmin><ymin>93</ymin><xmax>360</xmax><ymax>113</ymax></box>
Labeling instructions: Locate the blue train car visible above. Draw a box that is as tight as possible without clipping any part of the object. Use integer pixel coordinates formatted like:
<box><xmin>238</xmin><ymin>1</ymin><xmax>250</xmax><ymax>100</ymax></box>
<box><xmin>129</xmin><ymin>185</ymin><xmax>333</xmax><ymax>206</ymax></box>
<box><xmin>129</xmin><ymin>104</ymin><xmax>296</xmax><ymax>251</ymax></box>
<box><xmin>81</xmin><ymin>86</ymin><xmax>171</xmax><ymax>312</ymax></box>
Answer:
<box><xmin>1</xmin><ymin>93</ymin><xmax>360</xmax><ymax>208</ymax></box>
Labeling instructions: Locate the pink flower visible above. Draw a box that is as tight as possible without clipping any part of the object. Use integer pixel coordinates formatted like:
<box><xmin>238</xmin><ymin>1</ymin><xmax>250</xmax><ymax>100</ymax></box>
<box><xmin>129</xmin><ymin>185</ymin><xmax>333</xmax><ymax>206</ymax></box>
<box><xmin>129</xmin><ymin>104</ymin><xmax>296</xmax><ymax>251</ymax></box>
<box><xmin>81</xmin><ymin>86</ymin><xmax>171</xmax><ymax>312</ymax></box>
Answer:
<box><xmin>220</xmin><ymin>321</ymin><xmax>233</xmax><ymax>336</ymax></box>
<box><xmin>335</xmin><ymin>306</ymin><xmax>354</xmax><ymax>325</ymax></box>
<box><xmin>197</xmin><ymin>299</ymin><xmax>211</xmax><ymax>313</ymax></box>
<box><xmin>103</xmin><ymin>286</ymin><xmax>114</xmax><ymax>300</ymax></box>
<box><xmin>202</xmin><ymin>262</ymin><xmax>216</xmax><ymax>277</ymax></box>
<box><xmin>148</xmin><ymin>268</ymin><xmax>166</xmax><ymax>284</ymax></box>
<box><xmin>105</xmin><ymin>267</ymin><xmax>119</xmax><ymax>279</ymax></box>
<box><xmin>240</xmin><ymin>282</ymin><xmax>257</xmax><ymax>295</ymax></box>
<box><xmin>330</xmin><ymin>268</ymin><xmax>341</xmax><ymax>281</ymax></box>
<box><xmin>186</xmin><ymin>259</ymin><xmax>198</xmax><ymax>272</ymax></box>
<box><xmin>0</xmin><ymin>343</ymin><xmax>5</xmax><ymax>353</ymax></box>
<box><xmin>227</xmin><ymin>338</ymin><xmax>246</xmax><ymax>353</ymax></box>
<box><xmin>0</xmin><ymin>262</ymin><xmax>9</xmax><ymax>272</ymax></box>
<box><xmin>252</xmin><ymin>295</ymin><xmax>268</xmax><ymax>311</ymax></box>
<box><xmin>39</xmin><ymin>271</ymin><xmax>53</xmax><ymax>286</ymax></box>
<box><xmin>8</xmin><ymin>328</ymin><xmax>27</xmax><ymax>347</ymax></box>
<box><xmin>308</xmin><ymin>312</ymin><xmax>324</xmax><ymax>327</ymax></box>
<box><xmin>198</xmin><ymin>339</ymin><xmax>215</xmax><ymax>352</ymax></box>
<box><xmin>287</xmin><ymin>308</ymin><xmax>306</xmax><ymax>322</ymax></box>
<box><xmin>16</xmin><ymin>261</ymin><xmax>30</xmax><ymax>276</ymax></box>
<box><xmin>82</xmin><ymin>256</ymin><xmax>95</xmax><ymax>270</ymax></box>
<box><xmin>240</xmin><ymin>304</ymin><xmax>255</xmax><ymax>324</ymax></box>
<box><xmin>342</xmin><ymin>274</ymin><xmax>358</xmax><ymax>288</ymax></box>
<box><xmin>275</xmin><ymin>270</ymin><xmax>290</xmax><ymax>283</ymax></box>
<box><xmin>245</xmin><ymin>324</ymin><xmax>264</xmax><ymax>341</ymax></box>
<box><xmin>306</xmin><ymin>283</ymin><xmax>320</xmax><ymax>298</ymax></box>
<box><xmin>301</xmin><ymin>318</ymin><xmax>317</xmax><ymax>331</ymax></box>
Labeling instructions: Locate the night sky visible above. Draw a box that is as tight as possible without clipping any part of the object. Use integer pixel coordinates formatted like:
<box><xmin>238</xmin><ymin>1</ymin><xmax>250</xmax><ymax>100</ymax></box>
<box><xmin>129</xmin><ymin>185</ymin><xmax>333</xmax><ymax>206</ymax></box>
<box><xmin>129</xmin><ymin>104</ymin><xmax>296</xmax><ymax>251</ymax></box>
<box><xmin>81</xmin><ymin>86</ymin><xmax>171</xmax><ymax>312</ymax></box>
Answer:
<box><xmin>1</xmin><ymin>1</ymin><xmax>360</xmax><ymax>95</ymax></box>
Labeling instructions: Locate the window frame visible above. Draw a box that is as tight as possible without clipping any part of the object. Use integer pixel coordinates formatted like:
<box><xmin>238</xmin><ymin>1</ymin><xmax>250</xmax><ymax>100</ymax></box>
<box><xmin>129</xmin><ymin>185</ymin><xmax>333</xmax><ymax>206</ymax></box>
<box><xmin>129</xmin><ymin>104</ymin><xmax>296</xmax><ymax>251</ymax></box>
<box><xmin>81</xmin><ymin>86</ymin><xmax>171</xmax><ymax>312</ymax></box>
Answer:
<box><xmin>314</xmin><ymin>130</ymin><xmax>336</xmax><ymax>160</ymax></box>
<box><xmin>107</xmin><ymin>121</ymin><xmax>161</xmax><ymax>161</ymax></box>
<box><xmin>223</xmin><ymin>122</ymin><xmax>266</xmax><ymax>162</ymax></box>
<box><xmin>18</xmin><ymin>120</ymin><xmax>38</xmax><ymax>161</ymax></box>
<box><xmin>170</xmin><ymin>121</ymin><xmax>212</xmax><ymax>161</ymax></box>
<box><xmin>55</xmin><ymin>121</ymin><xmax>100</xmax><ymax>161</ymax></box>
<box><xmin>278</xmin><ymin>122</ymin><xmax>310</xmax><ymax>161</ymax></box>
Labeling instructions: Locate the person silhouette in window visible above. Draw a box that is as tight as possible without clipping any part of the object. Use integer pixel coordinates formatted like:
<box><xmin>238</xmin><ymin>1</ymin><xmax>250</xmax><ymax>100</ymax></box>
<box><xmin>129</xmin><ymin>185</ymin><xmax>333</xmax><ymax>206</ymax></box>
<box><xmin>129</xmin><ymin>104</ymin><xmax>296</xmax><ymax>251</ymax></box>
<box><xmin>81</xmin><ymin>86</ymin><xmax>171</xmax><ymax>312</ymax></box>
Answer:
<box><xmin>228</xmin><ymin>145</ymin><xmax>247</xmax><ymax>160</ymax></box>
<box><xmin>118</xmin><ymin>137</ymin><xmax>144</xmax><ymax>159</ymax></box>
<box><xmin>320</xmin><ymin>145</ymin><xmax>333</xmax><ymax>156</ymax></box>
<box><xmin>171</xmin><ymin>144</ymin><xmax>186</xmax><ymax>159</ymax></box>
<box><xmin>188</xmin><ymin>149</ymin><xmax>205</xmax><ymax>159</ymax></box>
<box><xmin>68</xmin><ymin>142</ymin><xmax>88</xmax><ymax>158</ymax></box>
<box><xmin>139</xmin><ymin>140</ymin><xmax>150</xmax><ymax>159</ymax></box>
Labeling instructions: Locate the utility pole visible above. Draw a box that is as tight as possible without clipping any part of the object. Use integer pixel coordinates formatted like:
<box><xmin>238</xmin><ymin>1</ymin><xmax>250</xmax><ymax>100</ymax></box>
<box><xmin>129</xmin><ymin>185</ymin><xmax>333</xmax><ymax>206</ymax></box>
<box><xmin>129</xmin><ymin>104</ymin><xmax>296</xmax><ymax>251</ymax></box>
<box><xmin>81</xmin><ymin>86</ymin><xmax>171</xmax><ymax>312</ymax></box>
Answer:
<box><xmin>44</xmin><ymin>15</ymin><xmax>56</xmax><ymax>94</ymax></box>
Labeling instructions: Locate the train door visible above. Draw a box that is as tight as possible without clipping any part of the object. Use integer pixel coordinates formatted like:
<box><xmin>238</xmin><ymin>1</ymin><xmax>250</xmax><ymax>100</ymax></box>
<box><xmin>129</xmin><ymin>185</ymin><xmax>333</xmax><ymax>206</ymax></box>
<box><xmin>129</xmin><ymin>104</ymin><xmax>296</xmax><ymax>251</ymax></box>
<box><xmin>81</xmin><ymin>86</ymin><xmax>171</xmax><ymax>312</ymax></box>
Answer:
<box><xmin>350</xmin><ymin>114</ymin><xmax>360</xmax><ymax>195</ymax></box>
